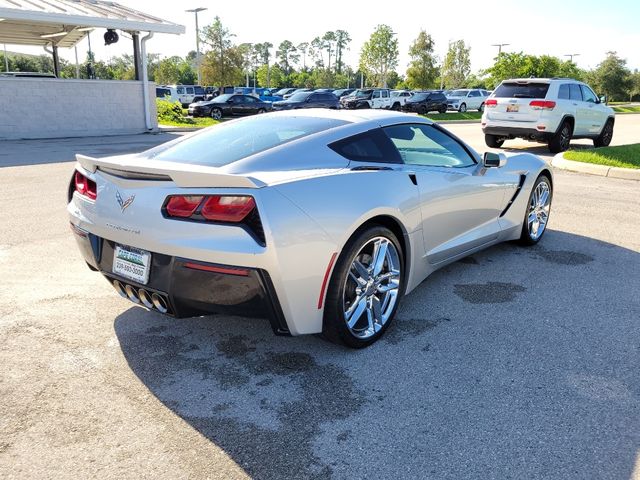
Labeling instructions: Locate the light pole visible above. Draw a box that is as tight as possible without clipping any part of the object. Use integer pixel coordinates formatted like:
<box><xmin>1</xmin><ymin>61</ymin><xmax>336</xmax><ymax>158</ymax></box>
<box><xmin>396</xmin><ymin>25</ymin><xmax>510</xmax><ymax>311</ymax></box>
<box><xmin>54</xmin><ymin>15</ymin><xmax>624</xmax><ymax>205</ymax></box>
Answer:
<box><xmin>186</xmin><ymin>7</ymin><xmax>207</xmax><ymax>85</ymax></box>
<box><xmin>491</xmin><ymin>43</ymin><xmax>510</xmax><ymax>56</ymax></box>
<box><xmin>564</xmin><ymin>53</ymin><xmax>580</xmax><ymax>63</ymax></box>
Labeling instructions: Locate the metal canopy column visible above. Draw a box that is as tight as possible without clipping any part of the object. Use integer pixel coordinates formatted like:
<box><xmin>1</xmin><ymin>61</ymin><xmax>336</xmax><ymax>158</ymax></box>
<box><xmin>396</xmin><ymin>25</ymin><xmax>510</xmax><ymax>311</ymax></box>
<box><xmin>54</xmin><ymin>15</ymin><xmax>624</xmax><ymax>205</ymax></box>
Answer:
<box><xmin>52</xmin><ymin>44</ymin><xmax>60</xmax><ymax>77</ymax></box>
<box><xmin>132</xmin><ymin>32</ymin><xmax>142</xmax><ymax>80</ymax></box>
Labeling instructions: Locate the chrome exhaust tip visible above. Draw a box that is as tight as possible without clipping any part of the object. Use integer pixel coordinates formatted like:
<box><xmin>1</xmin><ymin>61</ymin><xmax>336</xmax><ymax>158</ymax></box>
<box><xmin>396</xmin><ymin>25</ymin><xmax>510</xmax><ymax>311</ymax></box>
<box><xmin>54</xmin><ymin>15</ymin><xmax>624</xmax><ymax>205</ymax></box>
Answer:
<box><xmin>113</xmin><ymin>280</ymin><xmax>127</xmax><ymax>298</ymax></box>
<box><xmin>138</xmin><ymin>289</ymin><xmax>154</xmax><ymax>309</ymax></box>
<box><xmin>124</xmin><ymin>284</ymin><xmax>141</xmax><ymax>304</ymax></box>
<box><xmin>151</xmin><ymin>293</ymin><xmax>168</xmax><ymax>313</ymax></box>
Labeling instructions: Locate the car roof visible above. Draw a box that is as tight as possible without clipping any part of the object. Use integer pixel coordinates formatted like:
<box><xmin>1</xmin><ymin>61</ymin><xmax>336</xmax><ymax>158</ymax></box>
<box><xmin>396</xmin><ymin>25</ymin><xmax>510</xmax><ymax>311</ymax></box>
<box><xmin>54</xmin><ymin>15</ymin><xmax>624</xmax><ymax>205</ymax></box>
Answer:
<box><xmin>264</xmin><ymin>107</ymin><xmax>432</xmax><ymax>125</ymax></box>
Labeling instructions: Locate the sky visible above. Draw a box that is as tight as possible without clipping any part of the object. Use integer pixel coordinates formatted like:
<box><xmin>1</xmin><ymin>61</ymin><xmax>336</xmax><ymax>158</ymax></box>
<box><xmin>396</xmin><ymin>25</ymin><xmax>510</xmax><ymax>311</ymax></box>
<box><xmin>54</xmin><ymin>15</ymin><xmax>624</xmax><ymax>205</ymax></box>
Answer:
<box><xmin>7</xmin><ymin>0</ymin><xmax>640</xmax><ymax>75</ymax></box>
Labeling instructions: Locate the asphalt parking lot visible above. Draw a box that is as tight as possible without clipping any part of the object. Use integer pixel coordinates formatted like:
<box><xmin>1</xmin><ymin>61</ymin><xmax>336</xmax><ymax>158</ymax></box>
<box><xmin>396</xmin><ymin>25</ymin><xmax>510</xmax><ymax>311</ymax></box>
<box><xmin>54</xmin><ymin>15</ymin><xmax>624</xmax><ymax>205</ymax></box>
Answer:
<box><xmin>1</xmin><ymin>117</ymin><xmax>639</xmax><ymax>479</ymax></box>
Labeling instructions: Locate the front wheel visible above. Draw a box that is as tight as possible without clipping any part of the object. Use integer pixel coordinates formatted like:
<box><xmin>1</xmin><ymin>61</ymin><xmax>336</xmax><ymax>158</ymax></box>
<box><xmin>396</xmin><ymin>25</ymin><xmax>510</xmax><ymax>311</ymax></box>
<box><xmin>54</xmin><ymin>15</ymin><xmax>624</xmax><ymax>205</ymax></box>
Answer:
<box><xmin>478</xmin><ymin>102</ymin><xmax>485</xmax><ymax>113</ymax></box>
<box><xmin>322</xmin><ymin>226</ymin><xmax>404</xmax><ymax>348</ymax></box>
<box><xmin>418</xmin><ymin>105</ymin><xmax>428</xmax><ymax>115</ymax></box>
<box><xmin>593</xmin><ymin>119</ymin><xmax>613</xmax><ymax>147</ymax></box>
<box><xmin>439</xmin><ymin>105</ymin><xmax>447</xmax><ymax>114</ymax></box>
<box><xmin>257</xmin><ymin>108</ymin><xmax>266</xmax><ymax>114</ymax></box>
<box><xmin>458</xmin><ymin>103</ymin><xmax>467</xmax><ymax>113</ymax></box>
<box><xmin>519</xmin><ymin>175</ymin><xmax>553</xmax><ymax>245</ymax></box>
<box><xmin>391</xmin><ymin>102</ymin><xmax>401</xmax><ymax>111</ymax></box>
<box><xmin>210</xmin><ymin>108</ymin><xmax>223</xmax><ymax>120</ymax></box>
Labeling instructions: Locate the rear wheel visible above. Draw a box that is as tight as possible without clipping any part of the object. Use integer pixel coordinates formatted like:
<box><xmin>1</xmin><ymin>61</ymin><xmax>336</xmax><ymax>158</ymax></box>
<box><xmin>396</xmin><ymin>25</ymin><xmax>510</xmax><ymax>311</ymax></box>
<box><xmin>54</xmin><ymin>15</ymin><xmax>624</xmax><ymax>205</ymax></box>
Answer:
<box><xmin>210</xmin><ymin>108</ymin><xmax>223</xmax><ymax>120</ymax></box>
<box><xmin>485</xmin><ymin>134</ymin><xmax>504</xmax><ymax>148</ymax></box>
<box><xmin>548</xmin><ymin>120</ymin><xmax>572</xmax><ymax>153</ymax></box>
<box><xmin>458</xmin><ymin>103</ymin><xmax>467</xmax><ymax>113</ymax></box>
<box><xmin>519</xmin><ymin>175</ymin><xmax>552</xmax><ymax>245</ymax></box>
<box><xmin>593</xmin><ymin>119</ymin><xmax>614</xmax><ymax>147</ymax></box>
<box><xmin>322</xmin><ymin>226</ymin><xmax>404</xmax><ymax>348</ymax></box>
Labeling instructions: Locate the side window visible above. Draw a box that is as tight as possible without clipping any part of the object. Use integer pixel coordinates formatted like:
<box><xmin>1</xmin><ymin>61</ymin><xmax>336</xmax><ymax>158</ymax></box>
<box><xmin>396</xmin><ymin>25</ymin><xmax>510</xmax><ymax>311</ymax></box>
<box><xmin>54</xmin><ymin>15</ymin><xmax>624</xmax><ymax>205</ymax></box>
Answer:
<box><xmin>382</xmin><ymin>90</ymin><xmax>389</xmax><ymax>98</ymax></box>
<box><xmin>469</xmin><ymin>90</ymin><xmax>480</xmax><ymax>97</ymax></box>
<box><xmin>186</xmin><ymin>87</ymin><xmax>194</xmax><ymax>95</ymax></box>
<box><xmin>309</xmin><ymin>94</ymin><xmax>320</xmax><ymax>102</ymax></box>
<box><xmin>244</xmin><ymin>96</ymin><xmax>257</xmax><ymax>103</ymax></box>
<box><xmin>569</xmin><ymin>84</ymin><xmax>583</xmax><ymax>101</ymax></box>
<box><xmin>558</xmin><ymin>84</ymin><xmax>570</xmax><ymax>100</ymax></box>
<box><xmin>177</xmin><ymin>87</ymin><xmax>185</xmax><ymax>94</ymax></box>
<box><xmin>384</xmin><ymin>124</ymin><xmax>476</xmax><ymax>168</ymax></box>
<box><xmin>328</xmin><ymin>129</ymin><xmax>402</xmax><ymax>164</ymax></box>
<box><xmin>372</xmin><ymin>91</ymin><xmax>381</xmax><ymax>99</ymax></box>
<box><xmin>581</xmin><ymin>85</ymin><xmax>597</xmax><ymax>103</ymax></box>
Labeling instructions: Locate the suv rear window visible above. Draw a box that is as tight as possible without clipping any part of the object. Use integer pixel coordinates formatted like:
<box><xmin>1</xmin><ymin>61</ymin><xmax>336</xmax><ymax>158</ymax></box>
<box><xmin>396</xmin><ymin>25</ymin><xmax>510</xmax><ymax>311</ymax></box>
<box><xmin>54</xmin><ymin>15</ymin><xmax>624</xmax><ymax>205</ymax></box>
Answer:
<box><xmin>494</xmin><ymin>82</ymin><xmax>550</xmax><ymax>99</ymax></box>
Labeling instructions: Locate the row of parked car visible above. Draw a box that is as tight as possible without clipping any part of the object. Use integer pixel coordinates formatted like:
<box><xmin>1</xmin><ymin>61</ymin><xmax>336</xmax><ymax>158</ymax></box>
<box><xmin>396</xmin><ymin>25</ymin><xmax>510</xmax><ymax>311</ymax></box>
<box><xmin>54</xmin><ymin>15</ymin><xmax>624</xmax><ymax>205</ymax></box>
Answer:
<box><xmin>173</xmin><ymin>86</ymin><xmax>494</xmax><ymax>120</ymax></box>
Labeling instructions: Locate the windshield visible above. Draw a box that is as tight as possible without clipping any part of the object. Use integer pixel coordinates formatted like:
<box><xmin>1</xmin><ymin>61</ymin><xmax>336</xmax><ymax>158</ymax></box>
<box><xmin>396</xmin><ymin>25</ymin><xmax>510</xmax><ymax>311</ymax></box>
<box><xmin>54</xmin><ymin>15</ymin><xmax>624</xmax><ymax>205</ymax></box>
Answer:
<box><xmin>212</xmin><ymin>94</ymin><xmax>233</xmax><ymax>103</ymax></box>
<box><xmin>149</xmin><ymin>116</ymin><xmax>350</xmax><ymax>167</ymax></box>
<box><xmin>410</xmin><ymin>93</ymin><xmax>428</xmax><ymax>101</ymax></box>
<box><xmin>287</xmin><ymin>92</ymin><xmax>311</xmax><ymax>102</ymax></box>
<box><xmin>354</xmin><ymin>89</ymin><xmax>373</xmax><ymax>98</ymax></box>
<box><xmin>449</xmin><ymin>90</ymin><xmax>468</xmax><ymax>97</ymax></box>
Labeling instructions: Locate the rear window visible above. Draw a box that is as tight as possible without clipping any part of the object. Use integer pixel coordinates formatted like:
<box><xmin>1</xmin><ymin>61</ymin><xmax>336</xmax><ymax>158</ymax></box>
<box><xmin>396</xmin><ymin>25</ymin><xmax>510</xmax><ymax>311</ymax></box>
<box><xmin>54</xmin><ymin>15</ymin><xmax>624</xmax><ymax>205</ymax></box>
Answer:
<box><xmin>494</xmin><ymin>82</ymin><xmax>550</xmax><ymax>99</ymax></box>
<box><xmin>149</xmin><ymin>116</ymin><xmax>349</xmax><ymax>167</ymax></box>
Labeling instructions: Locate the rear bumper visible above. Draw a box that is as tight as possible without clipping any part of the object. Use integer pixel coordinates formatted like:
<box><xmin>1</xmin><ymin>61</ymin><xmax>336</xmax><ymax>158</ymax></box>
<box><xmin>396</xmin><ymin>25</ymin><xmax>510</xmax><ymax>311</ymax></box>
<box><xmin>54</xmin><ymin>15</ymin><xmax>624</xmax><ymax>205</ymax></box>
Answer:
<box><xmin>71</xmin><ymin>224</ymin><xmax>290</xmax><ymax>335</ymax></box>
<box><xmin>482</xmin><ymin>124</ymin><xmax>553</xmax><ymax>141</ymax></box>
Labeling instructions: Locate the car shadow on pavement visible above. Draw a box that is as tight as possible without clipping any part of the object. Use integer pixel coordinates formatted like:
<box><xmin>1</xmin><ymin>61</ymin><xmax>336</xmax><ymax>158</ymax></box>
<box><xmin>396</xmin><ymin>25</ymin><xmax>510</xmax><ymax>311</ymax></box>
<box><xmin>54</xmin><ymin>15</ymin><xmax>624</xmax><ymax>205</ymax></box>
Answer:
<box><xmin>114</xmin><ymin>229</ymin><xmax>640</xmax><ymax>480</ymax></box>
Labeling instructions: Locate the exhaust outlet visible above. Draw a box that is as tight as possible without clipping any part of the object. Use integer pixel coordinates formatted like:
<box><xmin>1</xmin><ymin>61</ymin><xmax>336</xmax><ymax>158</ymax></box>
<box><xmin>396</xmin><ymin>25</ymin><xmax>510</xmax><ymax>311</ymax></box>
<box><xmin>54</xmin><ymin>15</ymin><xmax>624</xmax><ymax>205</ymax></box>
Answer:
<box><xmin>138</xmin><ymin>289</ymin><xmax>154</xmax><ymax>309</ymax></box>
<box><xmin>124</xmin><ymin>284</ymin><xmax>141</xmax><ymax>304</ymax></box>
<box><xmin>151</xmin><ymin>293</ymin><xmax>168</xmax><ymax>313</ymax></box>
<box><xmin>113</xmin><ymin>280</ymin><xmax>127</xmax><ymax>298</ymax></box>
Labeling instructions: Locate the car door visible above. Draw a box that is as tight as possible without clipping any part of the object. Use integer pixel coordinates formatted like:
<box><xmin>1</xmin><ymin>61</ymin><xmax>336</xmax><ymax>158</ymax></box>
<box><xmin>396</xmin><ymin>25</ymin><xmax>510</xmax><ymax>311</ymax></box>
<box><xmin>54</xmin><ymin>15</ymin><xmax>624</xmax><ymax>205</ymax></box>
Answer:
<box><xmin>384</xmin><ymin>123</ymin><xmax>514</xmax><ymax>264</ymax></box>
<box><xmin>381</xmin><ymin>89</ymin><xmax>391</xmax><ymax>108</ymax></box>
<box><xmin>239</xmin><ymin>95</ymin><xmax>258</xmax><ymax>115</ymax></box>
<box><xmin>468</xmin><ymin>90</ymin><xmax>481</xmax><ymax>109</ymax></box>
<box><xmin>570</xmin><ymin>84</ymin><xmax>589</xmax><ymax>135</ymax></box>
<box><xmin>371</xmin><ymin>90</ymin><xmax>382</xmax><ymax>108</ymax></box>
<box><xmin>580</xmin><ymin>84</ymin><xmax>607</xmax><ymax>134</ymax></box>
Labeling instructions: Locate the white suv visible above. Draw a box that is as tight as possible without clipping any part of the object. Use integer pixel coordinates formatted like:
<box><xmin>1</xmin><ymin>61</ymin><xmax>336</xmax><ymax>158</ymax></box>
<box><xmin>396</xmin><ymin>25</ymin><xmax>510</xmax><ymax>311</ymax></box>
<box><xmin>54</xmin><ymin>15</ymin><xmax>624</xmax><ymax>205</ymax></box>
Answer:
<box><xmin>482</xmin><ymin>78</ymin><xmax>615</xmax><ymax>153</ymax></box>
<box><xmin>446</xmin><ymin>89</ymin><xmax>490</xmax><ymax>112</ymax></box>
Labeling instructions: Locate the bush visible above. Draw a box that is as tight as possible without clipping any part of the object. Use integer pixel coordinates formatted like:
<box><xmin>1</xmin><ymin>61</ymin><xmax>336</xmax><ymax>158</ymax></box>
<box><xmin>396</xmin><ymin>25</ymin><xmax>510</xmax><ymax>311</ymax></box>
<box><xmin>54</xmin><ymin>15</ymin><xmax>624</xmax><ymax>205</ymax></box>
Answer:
<box><xmin>156</xmin><ymin>98</ymin><xmax>189</xmax><ymax>123</ymax></box>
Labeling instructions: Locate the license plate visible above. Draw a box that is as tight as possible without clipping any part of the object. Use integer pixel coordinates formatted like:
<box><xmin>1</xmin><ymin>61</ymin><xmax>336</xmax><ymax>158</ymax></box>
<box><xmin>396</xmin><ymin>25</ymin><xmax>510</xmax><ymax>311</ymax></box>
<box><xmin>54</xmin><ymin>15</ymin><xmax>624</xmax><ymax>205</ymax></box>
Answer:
<box><xmin>113</xmin><ymin>245</ymin><xmax>151</xmax><ymax>285</ymax></box>
<box><xmin>506</xmin><ymin>104</ymin><xmax>519</xmax><ymax>112</ymax></box>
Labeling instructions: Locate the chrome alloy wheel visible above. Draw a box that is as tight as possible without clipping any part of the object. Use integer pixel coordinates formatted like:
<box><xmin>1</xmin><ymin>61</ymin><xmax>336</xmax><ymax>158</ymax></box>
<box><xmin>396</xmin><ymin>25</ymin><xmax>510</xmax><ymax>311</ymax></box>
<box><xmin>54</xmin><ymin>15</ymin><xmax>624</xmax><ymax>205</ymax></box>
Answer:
<box><xmin>342</xmin><ymin>237</ymin><xmax>401</xmax><ymax>339</ymax></box>
<box><xmin>527</xmin><ymin>180</ymin><xmax>551</xmax><ymax>240</ymax></box>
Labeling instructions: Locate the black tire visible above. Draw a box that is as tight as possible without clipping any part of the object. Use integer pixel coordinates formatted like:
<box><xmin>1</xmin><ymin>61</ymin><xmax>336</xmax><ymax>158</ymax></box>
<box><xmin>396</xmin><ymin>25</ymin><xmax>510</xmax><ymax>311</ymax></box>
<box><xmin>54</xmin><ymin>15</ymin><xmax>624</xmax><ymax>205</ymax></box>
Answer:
<box><xmin>357</xmin><ymin>102</ymin><xmax>370</xmax><ymax>109</ymax></box>
<box><xmin>257</xmin><ymin>108</ymin><xmax>266</xmax><ymax>114</ymax></box>
<box><xmin>593</xmin><ymin>119</ymin><xmax>614</xmax><ymax>148</ymax></box>
<box><xmin>210</xmin><ymin>108</ymin><xmax>223</xmax><ymax>120</ymax></box>
<box><xmin>418</xmin><ymin>105</ymin><xmax>427</xmax><ymax>115</ymax></box>
<box><xmin>391</xmin><ymin>102</ymin><xmax>401</xmax><ymax>111</ymax></box>
<box><xmin>439</xmin><ymin>105</ymin><xmax>447</xmax><ymax>114</ymax></box>
<box><xmin>518</xmin><ymin>175</ymin><xmax>553</xmax><ymax>246</ymax></box>
<box><xmin>322</xmin><ymin>226</ymin><xmax>405</xmax><ymax>348</ymax></box>
<box><xmin>478</xmin><ymin>102</ymin><xmax>485</xmax><ymax>113</ymax></box>
<box><xmin>458</xmin><ymin>103</ymin><xmax>467</xmax><ymax>113</ymax></box>
<box><xmin>548</xmin><ymin>120</ymin><xmax>572</xmax><ymax>153</ymax></box>
<box><xmin>485</xmin><ymin>134</ymin><xmax>504</xmax><ymax>148</ymax></box>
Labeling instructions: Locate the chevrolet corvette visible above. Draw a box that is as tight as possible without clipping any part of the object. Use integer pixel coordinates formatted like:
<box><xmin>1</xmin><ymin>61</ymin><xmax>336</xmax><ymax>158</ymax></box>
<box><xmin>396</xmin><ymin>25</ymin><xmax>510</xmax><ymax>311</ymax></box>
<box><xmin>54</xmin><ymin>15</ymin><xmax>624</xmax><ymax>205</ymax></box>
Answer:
<box><xmin>68</xmin><ymin>109</ymin><xmax>552</xmax><ymax>347</ymax></box>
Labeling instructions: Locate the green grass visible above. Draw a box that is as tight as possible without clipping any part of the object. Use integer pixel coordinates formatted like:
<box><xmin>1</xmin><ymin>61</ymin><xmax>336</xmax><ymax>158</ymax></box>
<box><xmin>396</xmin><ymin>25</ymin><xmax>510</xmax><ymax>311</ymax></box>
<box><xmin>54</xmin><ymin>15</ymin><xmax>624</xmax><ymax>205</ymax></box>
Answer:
<box><xmin>612</xmin><ymin>105</ymin><xmax>640</xmax><ymax>113</ymax></box>
<box><xmin>159</xmin><ymin>117</ymin><xmax>220</xmax><ymax>128</ymax></box>
<box><xmin>564</xmin><ymin>143</ymin><xmax>640</xmax><ymax>169</ymax></box>
<box><xmin>422</xmin><ymin>111</ymin><xmax>483</xmax><ymax>122</ymax></box>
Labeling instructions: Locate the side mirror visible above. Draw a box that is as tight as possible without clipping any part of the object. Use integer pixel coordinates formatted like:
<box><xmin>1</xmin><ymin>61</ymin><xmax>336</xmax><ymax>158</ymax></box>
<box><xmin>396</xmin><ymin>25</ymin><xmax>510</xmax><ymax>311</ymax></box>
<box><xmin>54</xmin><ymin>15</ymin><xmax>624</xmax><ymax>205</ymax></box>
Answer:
<box><xmin>599</xmin><ymin>95</ymin><xmax>607</xmax><ymax>104</ymax></box>
<box><xmin>483</xmin><ymin>151</ymin><xmax>507</xmax><ymax>168</ymax></box>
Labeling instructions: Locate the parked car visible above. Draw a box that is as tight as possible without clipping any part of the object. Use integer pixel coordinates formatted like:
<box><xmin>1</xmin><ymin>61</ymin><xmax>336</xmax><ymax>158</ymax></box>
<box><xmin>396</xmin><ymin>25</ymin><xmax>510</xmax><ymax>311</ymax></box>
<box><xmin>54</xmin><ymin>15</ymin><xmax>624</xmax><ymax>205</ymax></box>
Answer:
<box><xmin>161</xmin><ymin>85</ymin><xmax>207</xmax><ymax>107</ymax></box>
<box><xmin>340</xmin><ymin>88</ymin><xmax>392</xmax><ymax>109</ymax></box>
<box><xmin>188</xmin><ymin>93</ymin><xmax>272</xmax><ymax>119</ymax></box>
<box><xmin>482</xmin><ymin>78</ymin><xmax>615</xmax><ymax>153</ymax></box>
<box><xmin>446</xmin><ymin>89</ymin><xmax>489</xmax><ymax>112</ymax></box>
<box><xmin>333</xmin><ymin>88</ymin><xmax>355</xmax><ymax>98</ymax></box>
<box><xmin>272</xmin><ymin>91</ymin><xmax>339</xmax><ymax>110</ymax></box>
<box><xmin>69</xmin><ymin>110</ymin><xmax>553</xmax><ymax>347</ymax></box>
<box><xmin>273</xmin><ymin>87</ymin><xmax>297</xmax><ymax>97</ymax></box>
<box><xmin>402</xmin><ymin>91</ymin><xmax>448</xmax><ymax>114</ymax></box>
<box><xmin>283</xmin><ymin>88</ymin><xmax>313</xmax><ymax>100</ymax></box>
<box><xmin>156</xmin><ymin>86</ymin><xmax>172</xmax><ymax>99</ymax></box>
<box><xmin>390</xmin><ymin>90</ymin><xmax>413</xmax><ymax>110</ymax></box>
<box><xmin>232</xmin><ymin>87</ymin><xmax>283</xmax><ymax>102</ymax></box>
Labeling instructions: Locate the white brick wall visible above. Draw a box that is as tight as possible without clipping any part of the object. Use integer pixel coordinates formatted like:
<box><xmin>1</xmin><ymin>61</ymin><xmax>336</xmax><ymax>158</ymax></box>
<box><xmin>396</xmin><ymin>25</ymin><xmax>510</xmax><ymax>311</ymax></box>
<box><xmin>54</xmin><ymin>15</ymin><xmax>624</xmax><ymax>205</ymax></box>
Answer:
<box><xmin>0</xmin><ymin>78</ymin><xmax>158</xmax><ymax>140</ymax></box>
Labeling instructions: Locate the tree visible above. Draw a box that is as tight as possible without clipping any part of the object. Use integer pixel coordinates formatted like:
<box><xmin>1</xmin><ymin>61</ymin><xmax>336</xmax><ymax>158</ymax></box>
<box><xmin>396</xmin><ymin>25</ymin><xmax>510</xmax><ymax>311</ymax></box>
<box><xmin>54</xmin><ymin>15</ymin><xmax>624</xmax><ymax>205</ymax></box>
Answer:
<box><xmin>297</xmin><ymin>42</ymin><xmax>309</xmax><ymax>70</ymax></box>
<box><xmin>591</xmin><ymin>51</ymin><xmax>631</xmax><ymax>101</ymax></box>
<box><xmin>253</xmin><ymin>42</ymin><xmax>274</xmax><ymax>86</ymax></box>
<box><xmin>156</xmin><ymin>57</ymin><xmax>181</xmax><ymax>85</ymax></box>
<box><xmin>257</xmin><ymin>64</ymin><xmax>284</xmax><ymax>88</ymax></box>
<box><xmin>442</xmin><ymin>40</ymin><xmax>470</xmax><ymax>88</ymax></box>
<box><xmin>630</xmin><ymin>70</ymin><xmax>640</xmax><ymax>101</ymax></box>
<box><xmin>310</xmin><ymin>36</ymin><xmax>327</xmax><ymax>68</ymax></box>
<box><xmin>359</xmin><ymin>24</ymin><xmax>399</xmax><ymax>87</ymax></box>
<box><xmin>276</xmin><ymin>40</ymin><xmax>298</xmax><ymax>75</ymax></box>
<box><xmin>322</xmin><ymin>31</ymin><xmax>336</xmax><ymax>71</ymax></box>
<box><xmin>199</xmin><ymin>17</ymin><xmax>243</xmax><ymax>86</ymax></box>
<box><xmin>405</xmin><ymin>30</ymin><xmax>438</xmax><ymax>90</ymax></box>
<box><xmin>334</xmin><ymin>30</ymin><xmax>351</xmax><ymax>75</ymax></box>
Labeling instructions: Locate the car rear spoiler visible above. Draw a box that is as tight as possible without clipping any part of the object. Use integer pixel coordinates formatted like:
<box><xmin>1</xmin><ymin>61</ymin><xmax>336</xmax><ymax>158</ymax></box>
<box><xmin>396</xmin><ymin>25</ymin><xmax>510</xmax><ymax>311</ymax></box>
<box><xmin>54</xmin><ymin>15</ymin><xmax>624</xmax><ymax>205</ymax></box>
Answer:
<box><xmin>75</xmin><ymin>154</ymin><xmax>265</xmax><ymax>189</ymax></box>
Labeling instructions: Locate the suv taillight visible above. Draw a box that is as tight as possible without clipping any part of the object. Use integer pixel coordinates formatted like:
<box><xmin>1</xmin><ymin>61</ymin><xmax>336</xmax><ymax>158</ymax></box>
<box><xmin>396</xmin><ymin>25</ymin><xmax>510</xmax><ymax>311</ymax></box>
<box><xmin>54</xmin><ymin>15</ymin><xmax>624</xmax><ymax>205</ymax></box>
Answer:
<box><xmin>529</xmin><ymin>100</ymin><xmax>556</xmax><ymax>110</ymax></box>
<box><xmin>75</xmin><ymin>171</ymin><xmax>97</xmax><ymax>200</ymax></box>
<box><xmin>485</xmin><ymin>99</ymin><xmax>497</xmax><ymax>108</ymax></box>
<box><xmin>164</xmin><ymin>195</ymin><xmax>256</xmax><ymax>223</ymax></box>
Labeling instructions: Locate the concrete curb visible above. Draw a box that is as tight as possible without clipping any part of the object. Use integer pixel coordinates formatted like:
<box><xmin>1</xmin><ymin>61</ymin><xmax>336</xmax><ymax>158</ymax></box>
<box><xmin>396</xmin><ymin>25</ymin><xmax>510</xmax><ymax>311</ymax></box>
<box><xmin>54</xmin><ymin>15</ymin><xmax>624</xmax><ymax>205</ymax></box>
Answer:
<box><xmin>551</xmin><ymin>153</ymin><xmax>640</xmax><ymax>181</ymax></box>
<box><xmin>159</xmin><ymin>125</ymin><xmax>203</xmax><ymax>132</ymax></box>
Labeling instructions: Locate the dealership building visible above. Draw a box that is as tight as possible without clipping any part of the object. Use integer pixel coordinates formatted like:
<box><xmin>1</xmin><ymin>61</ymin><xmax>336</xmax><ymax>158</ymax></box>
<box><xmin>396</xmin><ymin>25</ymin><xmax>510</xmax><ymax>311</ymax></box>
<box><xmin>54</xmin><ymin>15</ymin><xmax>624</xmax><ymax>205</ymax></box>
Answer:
<box><xmin>0</xmin><ymin>0</ymin><xmax>185</xmax><ymax>140</ymax></box>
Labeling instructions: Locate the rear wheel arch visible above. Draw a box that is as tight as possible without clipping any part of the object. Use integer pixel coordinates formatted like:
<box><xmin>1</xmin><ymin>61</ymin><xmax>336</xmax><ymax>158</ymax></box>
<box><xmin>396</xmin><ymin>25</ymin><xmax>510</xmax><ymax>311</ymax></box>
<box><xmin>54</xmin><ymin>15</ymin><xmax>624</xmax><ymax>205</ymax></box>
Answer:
<box><xmin>558</xmin><ymin>115</ymin><xmax>575</xmax><ymax>133</ymax></box>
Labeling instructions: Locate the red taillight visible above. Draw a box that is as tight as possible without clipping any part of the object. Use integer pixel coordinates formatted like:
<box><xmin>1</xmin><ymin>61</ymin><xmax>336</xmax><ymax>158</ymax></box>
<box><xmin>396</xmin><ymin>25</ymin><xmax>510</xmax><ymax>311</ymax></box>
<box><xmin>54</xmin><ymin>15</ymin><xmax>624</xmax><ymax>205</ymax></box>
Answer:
<box><xmin>75</xmin><ymin>171</ymin><xmax>97</xmax><ymax>200</ymax></box>
<box><xmin>165</xmin><ymin>195</ymin><xmax>204</xmax><ymax>217</ymax></box>
<box><xmin>485</xmin><ymin>99</ymin><xmax>498</xmax><ymax>107</ymax></box>
<box><xmin>200</xmin><ymin>196</ymin><xmax>256</xmax><ymax>222</ymax></box>
<box><xmin>529</xmin><ymin>100</ymin><xmax>556</xmax><ymax>110</ymax></box>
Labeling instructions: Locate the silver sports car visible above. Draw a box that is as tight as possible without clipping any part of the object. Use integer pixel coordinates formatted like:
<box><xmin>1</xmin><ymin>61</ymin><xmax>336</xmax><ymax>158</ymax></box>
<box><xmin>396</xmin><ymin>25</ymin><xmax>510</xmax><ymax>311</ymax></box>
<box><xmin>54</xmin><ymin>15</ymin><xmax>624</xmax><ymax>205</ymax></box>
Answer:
<box><xmin>68</xmin><ymin>109</ymin><xmax>552</xmax><ymax>347</ymax></box>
